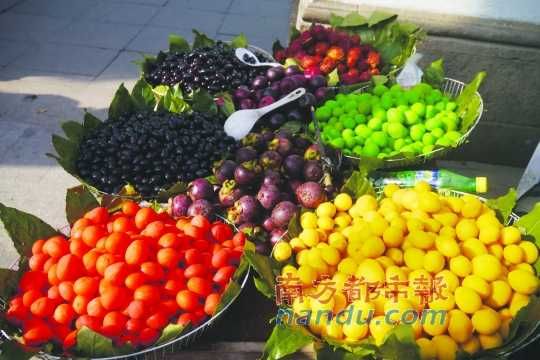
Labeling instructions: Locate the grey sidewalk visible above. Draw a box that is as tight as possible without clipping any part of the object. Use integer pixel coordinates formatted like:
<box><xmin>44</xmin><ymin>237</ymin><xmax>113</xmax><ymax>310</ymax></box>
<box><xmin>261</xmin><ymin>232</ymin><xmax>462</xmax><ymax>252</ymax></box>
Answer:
<box><xmin>0</xmin><ymin>0</ymin><xmax>292</xmax><ymax>267</ymax></box>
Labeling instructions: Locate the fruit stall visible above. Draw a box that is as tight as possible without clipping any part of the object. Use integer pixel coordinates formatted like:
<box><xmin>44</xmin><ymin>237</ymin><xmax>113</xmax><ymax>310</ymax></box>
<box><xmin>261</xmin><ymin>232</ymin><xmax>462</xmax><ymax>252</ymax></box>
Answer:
<box><xmin>0</xmin><ymin>9</ymin><xmax>539</xmax><ymax>360</ymax></box>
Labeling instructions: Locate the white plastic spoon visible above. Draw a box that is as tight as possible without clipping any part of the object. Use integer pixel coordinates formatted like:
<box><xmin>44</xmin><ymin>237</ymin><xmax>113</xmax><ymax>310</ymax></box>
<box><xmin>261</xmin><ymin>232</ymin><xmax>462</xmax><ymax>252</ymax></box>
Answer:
<box><xmin>235</xmin><ymin>48</ymin><xmax>282</xmax><ymax>68</ymax></box>
<box><xmin>224</xmin><ymin>88</ymin><xmax>306</xmax><ymax>140</ymax></box>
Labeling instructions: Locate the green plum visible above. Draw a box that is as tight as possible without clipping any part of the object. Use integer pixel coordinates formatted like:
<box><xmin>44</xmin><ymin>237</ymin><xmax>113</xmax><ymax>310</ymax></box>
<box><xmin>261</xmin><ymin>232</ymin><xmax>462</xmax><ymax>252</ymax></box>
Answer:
<box><xmin>431</xmin><ymin>128</ymin><xmax>445</xmax><ymax>139</ymax></box>
<box><xmin>411</xmin><ymin>102</ymin><xmax>426</xmax><ymax>117</ymax></box>
<box><xmin>422</xmin><ymin>133</ymin><xmax>436</xmax><ymax>146</ymax></box>
<box><xmin>393</xmin><ymin>138</ymin><xmax>405</xmax><ymax>151</ymax></box>
<box><xmin>331</xmin><ymin>137</ymin><xmax>345</xmax><ymax>149</ymax></box>
<box><xmin>410</xmin><ymin>124</ymin><xmax>426</xmax><ymax>141</ymax></box>
<box><xmin>353</xmin><ymin>145</ymin><xmax>363</xmax><ymax>156</ymax></box>
<box><xmin>373</xmin><ymin>84</ymin><xmax>389</xmax><ymax>96</ymax></box>
<box><xmin>357</xmin><ymin>101</ymin><xmax>372</xmax><ymax>115</ymax></box>
<box><xmin>354</xmin><ymin>114</ymin><xmax>367</xmax><ymax>124</ymax></box>
<box><xmin>422</xmin><ymin>145</ymin><xmax>435</xmax><ymax>154</ymax></box>
<box><xmin>367</xmin><ymin>117</ymin><xmax>383</xmax><ymax>130</ymax></box>
<box><xmin>387</xmin><ymin>108</ymin><xmax>404</xmax><ymax>123</ymax></box>
<box><xmin>332</xmin><ymin>107</ymin><xmax>344</xmax><ymax>117</ymax></box>
<box><xmin>425</xmin><ymin>116</ymin><xmax>443</xmax><ymax>131</ymax></box>
<box><xmin>363</xmin><ymin>142</ymin><xmax>380</xmax><ymax>157</ymax></box>
<box><xmin>341</xmin><ymin>115</ymin><xmax>356</xmax><ymax>129</ymax></box>
<box><xmin>446</xmin><ymin>101</ymin><xmax>457</xmax><ymax>111</ymax></box>
<box><xmin>387</xmin><ymin>122</ymin><xmax>408</xmax><ymax>139</ymax></box>
<box><xmin>355</xmin><ymin>124</ymin><xmax>372</xmax><ymax>138</ymax></box>
<box><xmin>315</xmin><ymin>106</ymin><xmax>331</xmax><ymax>121</ymax></box>
<box><xmin>371</xmin><ymin>131</ymin><xmax>389</xmax><ymax>147</ymax></box>
<box><xmin>404</xmin><ymin>110</ymin><xmax>420</xmax><ymax>125</ymax></box>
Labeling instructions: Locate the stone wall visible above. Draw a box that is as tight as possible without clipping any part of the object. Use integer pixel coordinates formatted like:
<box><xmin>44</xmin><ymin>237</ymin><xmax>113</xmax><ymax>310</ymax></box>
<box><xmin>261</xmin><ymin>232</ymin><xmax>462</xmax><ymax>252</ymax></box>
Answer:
<box><xmin>296</xmin><ymin>0</ymin><xmax>540</xmax><ymax>167</ymax></box>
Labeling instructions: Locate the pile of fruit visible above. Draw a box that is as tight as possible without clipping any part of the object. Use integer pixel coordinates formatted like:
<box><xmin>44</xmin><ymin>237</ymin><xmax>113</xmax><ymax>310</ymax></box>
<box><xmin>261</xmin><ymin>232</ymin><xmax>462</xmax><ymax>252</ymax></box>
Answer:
<box><xmin>169</xmin><ymin>130</ymin><xmax>334</xmax><ymax>254</ymax></box>
<box><xmin>145</xmin><ymin>42</ymin><xmax>269</xmax><ymax>94</ymax></box>
<box><xmin>273</xmin><ymin>25</ymin><xmax>381</xmax><ymax>85</ymax></box>
<box><xmin>312</xmin><ymin>83</ymin><xmax>464</xmax><ymax>158</ymax></box>
<box><xmin>76</xmin><ymin>111</ymin><xmax>236</xmax><ymax>197</ymax></box>
<box><xmin>272</xmin><ymin>183</ymin><xmax>538</xmax><ymax>359</ymax></box>
<box><xmin>5</xmin><ymin>204</ymin><xmax>245</xmax><ymax>351</ymax></box>
<box><xmin>232</xmin><ymin>65</ymin><xmax>329</xmax><ymax>130</ymax></box>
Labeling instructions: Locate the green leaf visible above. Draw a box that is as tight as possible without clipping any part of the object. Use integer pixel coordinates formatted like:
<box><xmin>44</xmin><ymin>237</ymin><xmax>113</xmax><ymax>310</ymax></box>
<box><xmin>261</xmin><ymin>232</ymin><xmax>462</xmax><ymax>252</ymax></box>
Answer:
<box><xmin>328</xmin><ymin>68</ymin><xmax>340</xmax><ymax>86</ymax></box>
<box><xmin>192</xmin><ymin>29</ymin><xmax>215</xmax><ymax>49</ymax></box>
<box><xmin>131</xmin><ymin>78</ymin><xmax>156</xmax><ymax>110</ymax></box>
<box><xmin>52</xmin><ymin>134</ymin><xmax>78</xmax><ymax>161</ymax></box>
<box><xmin>152</xmin><ymin>84</ymin><xmax>170</xmax><ymax>98</ymax></box>
<box><xmin>0</xmin><ymin>340</ymin><xmax>36</xmax><ymax>360</ymax></box>
<box><xmin>372</xmin><ymin>75</ymin><xmax>388</xmax><ymax>86</ymax></box>
<box><xmin>65</xmin><ymin>185</ymin><xmax>100</xmax><ymax>225</ymax></box>
<box><xmin>191</xmin><ymin>89</ymin><xmax>217</xmax><ymax>113</ymax></box>
<box><xmin>83</xmin><ymin>112</ymin><xmax>102</xmax><ymax>132</ymax></box>
<box><xmin>163</xmin><ymin>87</ymin><xmax>190</xmax><ymax>114</ymax></box>
<box><xmin>231</xmin><ymin>33</ymin><xmax>248</xmax><ymax>48</ymax></box>
<box><xmin>76</xmin><ymin>326</ymin><xmax>128</xmax><ymax>357</ymax></box>
<box><xmin>379</xmin><ymin>324</ymin><xmax>420</xmax><ymax>360</ymax></box>
<box><xmin>340</xmin><ymin>13</ymin><xmax>368</xmax><ymax>27</ymax></box>
<box><xmin>290</xmin><ymin>26</ymin><xmax>301</xmax><ymax>41</ymax></box>
<box><xmin>169</xmin><ymin>33</ymin><xmax>190</xmax><ymax>54</ymax></box>
<box><xmin>456</xmin><ymin>71</ymin><xmax>486</xmax><ymax>131</ymax></box>
<box><xmin>155</xmin><ymin>323</ymin><xmax>187</xmax><ymax>345</ymax></box>
<box><xmin>244</xmin><ymin>249</ymin><xmax>277</xmax><ymax>299</ymax></box>
<box><xmin>215</xmin><ymin>91</ymin><xmax>235</xmax><ymax>117</ymax></box>
<box><xmin>340</xmin><ymin>171</ymin><xmax>375</xmax><ymax>199</ymax></box>
<box><xmin>61</xmin><ymin>121</ymin><xmax>85</xmax><ymax>143</ymax></box>
<box><xmin>368</xmin><ymin>10</ymin><xmax>397</xmax><ymax>27</ymax></box>
<box><xmin>317</xmin><ymin>341</ymin><xmax>377</xmax><ymax>359</ymax></box>
<box><xmin>422</xmin><ymin>58</ymin><xmax>445</xmax><ymax>89</ymax></box>
<box><xmin>262</xmin><ymin>323</ymin><xmax>314</xmax><ymax>360</ymax></box>
<box><xmin>108</xmin><ymin>83</ymin><xmax>135</xmax><ymax>120</ymax></box>
<box><xmin>0</xmin><ymin>203</ymin><xmax>58</xmax><ymax>257</ymax></box>
<box><xmin>287</xmin><ymin>212</ymin><xmax>302</xmax><ymax>239</ymax></box>
<box><xmin>515</xmin><ymin>202</ymin><xmax>540</xmax><ymax>245</ymax></box>
<box><xmin>329</xmin><ymin>13</ymin><xmax>344</xmax><ymax>27</ymax></box>
<box><xmin>279</xmin><ymin>120</ymin><xmax>303</xmax><ymax>134</ymax></box>
<box><xmin>216</xmin><ymin>280</ymin><xmax>241</xmax><ymax>313</ymax></box>
<box><xmin>486</xmin><ymin>188</ymin><xmax>517</xmax><ymax>224</ymax></box>
<box><xmin>134</xmin><ymin>54</ymin><xmax>157</xmax><ymax>74</ymax></box>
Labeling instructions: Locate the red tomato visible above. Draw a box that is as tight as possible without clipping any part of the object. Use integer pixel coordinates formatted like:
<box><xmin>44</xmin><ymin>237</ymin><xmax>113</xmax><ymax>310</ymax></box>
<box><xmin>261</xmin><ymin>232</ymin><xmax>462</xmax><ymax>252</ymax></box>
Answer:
<box><xmin>142</xmin><ymin>221</ymin><xmax>165</xmax><ymax>238</ymax></box>
<box><xmin>81</xmin><ymin>225</ymin><xmax>106</xmax><ymax>247</ymax></box>
<box><xmin>161</xmin><ymin>299</ymin><xmax>179</xmax><ymax>316</ymax></box>
<box><xmin>103</xmin><ymin>311</ymin><xmax>127</xmax><ymax>333</ymax></box>
<box><xmin>122</xmin><ymin>201</ymin><xmax>140</xmax><ymax>217</ymax></box>
<box><xmin>184</xmin><ymin>249</ymin><xmax>202</xmax><ymax>265</ymax></box>
<box><xmin>56</xmin><ymin>254</ymin><xmax>84</xmax><ymax>282</ymax></box>
<box><xmin>105</xmin><ymin>232</ymin><xmax>131</xmax><ymax>255</ymax></box>
<box><xmin>232</xmin><ymin>232</ymin><xmax>246</xmax><ymax>247</ymax></box>
<box><xmin>58</xmin><ymin>281</ymin><xmax>75</xmax><ymax>302</ymax></box>
<box><xmin>28</xmin><ymin>253</ymin><xmax>48</xmax><ymax>272</ymax></box>
<box><xmin>47</xmin><ymin>264</ymin><xmax>60</xmax><ymax>286</ymax></box>
<box><xmin>176</xmin><ymin>312</ymin><xmax>195</xmax><ymax>326</ymax></box>
<box><xmin>140</xmin><ymin>262</ymin><xmax>164</xmax><ymax>281</ymax></box>
<box><xmin>96</xmin><ymin>253</ymin><xmax>118</xmax><ymax>276</ymax></box>
<box><xmin>221</xmin><ymin>240</ymin><xmax>234</xmax><ymax>248</ymax></box>
<box><xmin>112</xmin><ymin>216</ymin><xmax>135</xmax><ymax>233</ymax></box>
<box><xmin>23</xmin><ymin>322</ymin><xmax>53</xmax><ymax>346</ymax></box>
<box><xmin>126</xmin><ymin>299</ymin><xmax>146</xmax><ymax>319</ymax></box>
<box><xmin>101</xmin><ymin>286</ymin><xmax>129</xmax><ymax>311</ymax></box>
<box><xmin>146</xmin><ymin>311</ymin><xmax>168</xmax><ymax>329</ymax></box>
<box><xmin>125</xmin><ymin>318</ymin><xmax>144</xmax><ymax>333</ymax></box>
<box><xmin>184</xmin><ymin>263</ymin><xmax>206</xmax><ymax>279</ymax></box>
<box><xmin>63</xmin><ymin>330</ymin><xmax>77</xmax><ymax>350</ymax></box>
<box><xmin>72</xmin><ymin>295</ymin><xmax>90</xmax><ymax>315</ymax></box>
<box><xmin>42</xmin><ymin>236</ymin><xmax>69</xmax><ymax>258</ymax></box>
<box><xmin>213</xmin><ymin>266</ymin><xmax>236</xmax><ymax>285</ymax></box>
<box><xmin>187</xmin><ymin>277</ymin><xmax>212</xmax><ymax>297</ymax></box>
<box><xmin>158</xmin><ymin>233</ymin><xmax>180</xmax><ymax>248</ymax></box>
<box><xmin>87</xmin><ymin>297</ymin><xmax>106</xmax><ymax>318</ymax></box>
<box><xmin>139</xmin><ymin>327</ymin><xmax>159</xmax><ymax>346</ymax></box>
<box><xmin>211</xmin><ymin>248</ymin><xmax>231</xmax><ymax>268</ymax></box>
<box><xmin>125</xmin><ymin>239</ymin><xmax>149</xmax><ymax>265</ymax></box>
<box><xmin>73</xmin><ymin>276</ymin><xmax>100</xmax><ymax>297</ymax></box>
<box><xmin>82</xmin><ymin>250</ymin><xmax>100</xmax><ymax>275</ymax></box>
<box><xmin>176</xmin><ymin>290</ymin><xmax>200</xmax><ymax>312</ymax></box>
<box><xmin>103</xmin><ymin>262</ymin><xmax>130</xmax><ymax>286</ymax></box>
<box><xmin>32</xmin><ymin>239</ymin><xmax>46</xmax><ymax>255</ymax></box>
<box><xmin>84</xmin><ymin>207</ymin><xmax>109</xmax><ymax>224</ymax></box>
<box><xmin>30</xmin><ymin>297</ymin><xmax>54</xmax><ymax>318</ymax></box>
<box><xmin>133</xmin><ymin>285</ymin><xmax>161</xmax><ymax>304</ymax></box>
<box><xmin>164</xmin><ymin>279</ymin><xmax>185</xmax><ymax>295</ymax></box>
<box><xmin>193</xmin><ymin>239</ymin><xmax>210</xmax><ymax>252</ymax></box>
<box><xmin>69</xmin><ymin>238</ymin><xmax>90</xmax><ymax>258</ymax></box>
<box><xmin>53</xmin><ymin>303</ymin><xmax>76</xmax><ymax>325</ymax></box>
<box><xmin>22</xmin><ymin>289</ymin><xmax>42</xmax><ymax>307</ymax></box>
<box><xmin>191</xmin><ymin>215</ymin><xmax>211</xmax><ymax>231</ymax></box>
<box><xmin>135</xmin><ymin>208</ymin><xmax>157</xmax><ymax>230</ymax></box>
<box><xmin>75</xmin><ymin>314</ymin><xmax>101</xmax><ymax>331</ymax></box>
<box><xmin>211</xmin><ymin>223</ymin><xmax>233</xmax><ymax>242</ymax></box>
<box><xmin>157</xmin><ymin>248</ymin><xmax>180</xmax><ymax>268</ymax></box>
<box><xmin>204</xmin><ymin>293</ymin><xmax>221</xmax><ymax>316</ymax></box>
<box><xmin>47</xmin><ymin>285</ymin><xmax>62</xmax><ymax>301</ymax></box>
<box><xmin>183</xmin><ymin>224</ymin><xmax>205</xmax><ymax>239</ymax></box>
<box><xmin>125</xmin><ymin>272</ymin><xmax>147</xmax><ymax>290</ymax></box>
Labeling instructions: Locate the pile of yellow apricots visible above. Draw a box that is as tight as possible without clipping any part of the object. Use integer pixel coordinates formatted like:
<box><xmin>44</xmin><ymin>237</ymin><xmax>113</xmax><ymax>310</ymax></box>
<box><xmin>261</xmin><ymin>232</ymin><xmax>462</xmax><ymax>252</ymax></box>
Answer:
<box><xmin>272</xmin><ymin>182</ymin><xmax>539</xmax><ymax>360</ymax></box>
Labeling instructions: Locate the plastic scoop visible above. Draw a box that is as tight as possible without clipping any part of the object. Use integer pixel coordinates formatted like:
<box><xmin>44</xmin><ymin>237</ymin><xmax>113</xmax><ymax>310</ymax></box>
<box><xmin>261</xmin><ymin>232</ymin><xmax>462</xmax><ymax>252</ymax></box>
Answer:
<box><xmin>235</xmin><ymin>48</ymin><xmax>282</xmax><ymax>68</ymax></box>
<box><xmin>224</xmin><ymin>88</ymin><xmax>306</xmax><ymax>140</ymax></box>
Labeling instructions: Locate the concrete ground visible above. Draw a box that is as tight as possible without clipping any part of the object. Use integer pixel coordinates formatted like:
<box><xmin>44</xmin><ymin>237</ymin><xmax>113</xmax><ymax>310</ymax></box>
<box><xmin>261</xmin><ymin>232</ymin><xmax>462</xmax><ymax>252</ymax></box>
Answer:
<box><xmin>0</xmin><ymin>0</ymin><xmax>292</xmax><ymax>268</ymax></box>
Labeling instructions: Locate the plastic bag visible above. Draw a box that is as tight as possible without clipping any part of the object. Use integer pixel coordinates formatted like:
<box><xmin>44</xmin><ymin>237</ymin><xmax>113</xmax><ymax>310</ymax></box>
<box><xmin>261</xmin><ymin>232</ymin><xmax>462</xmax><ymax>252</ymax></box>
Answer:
<box><xmin>396</xmin><ymin>53</ymin><xmax>423</xmax><ymax>88</ymax></box>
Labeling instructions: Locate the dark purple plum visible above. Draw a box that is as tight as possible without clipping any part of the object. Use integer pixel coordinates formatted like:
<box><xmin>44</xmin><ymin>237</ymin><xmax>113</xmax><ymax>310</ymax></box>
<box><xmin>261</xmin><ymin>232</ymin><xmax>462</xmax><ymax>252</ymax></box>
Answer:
<box><xmin>169</xmin><ymin>194</ymin><xmax>191</xmax><ymax>217</ymax></box>
<box><xmin>271</xmin><ymin>201</ymin><xmax>298</xmax><ymax>228</ymax></box>
<box><xmin>290</xmin><ymin>74</ymin><xmax>307</xmax><ymax>88</ymax></box>
<box><xmin>240</xmin><ymin>98</ymin><xmax>255</xmax><ymax>109</ymax></box>
<box><xmin>214</xmin><ymin>159</ymin><xmax>237</xmax><ymax>183</ymax></box>
<box><xmin>187</xmin><ymin>199</ymin><xmax>214</xmax><ymax>217</ymax></box>
<box><xmin>288</xmin><ymin>179</ymin><xmax>302</xmax><ymax>192</ymax></box>
<box><xmin>295</xmin><ymin>181</ymin><xmax>325</xmax><ymax>209</ymax></box>
<box><xmin>309</xmin><ymin>75</ymin><xmax>327</xmax><ymax>90</ymax></box>
<box><xmin>262</xmin><ymin>217</ymin><xmax>275</xmax><ymax>232</ymax></box>
<box><xmin>283</xmin><ymin>154</ymin><xmax>305</xmax><ymax>178</ymax></box>
<box><xmin>254</xmin><ymin>89</ymin><xmax>264</xmax><ymax>101</ymax></box>
<box><xmin>261</xmin><ymin>130</ymin><xmax>274</xmax><ymax>142</ymax></box>
<box><xmin>303</xmin><ymin>160</ymin><xmax>323</xmax><ymax>182</ymax></box>
<box><xmin>234</xmin><ymin>165</ymin><xmax>256</xmax><ymax>185</ymax></box>
<box><xmin>262</xmin><ymin>87</ymin><xmax>279</xmax><ymax>99</ymax></box>
<box><xmin>270</xmin><ymin>229</ymin><xmax>287</xmax><ymax>245</ymax></box>
<box><xmin>252</xmin><ymin>75</ymin><xmax>268</xmax><ymax>90</ymax></box>
<box><xmin>284</xmin><ymin>65</ymin><xmax>302</xmax><ymax>76</ymax></box>
<box><xmin>259</xmin><ymin>96</ymin><xmax>275</xmax><ymax>107</ymax></box>
<box><xmin>294</xmin><ymin>136</ymin><xmax>311</xmax><ymax>151</ymax></box>
<box><xmin>263</xmin><ymin>169</ymin><xmax>282</xmax><ymax>186</ymax></box>
<box><xmin>266</xmin><ymin>66</ymin><xmax>285</xmax><ymax>81</ymax></box>
<box><xmin>241</xmin><ymin>133</ymin><xmax>264</xmax><ymax>150</ymax></box>
<box><xmin>260</xmin><ymin>150</ymin><xmax>282</xmax><ymax>170</ymax></box>
<box><xmin>218</xmin><ymin>179</ymin><xmax>243</xmax><ymax>207</ymax></box>
<box><xmin>268</xmin><ymin>112</ymin><xmax>286</xmax><ymax>128</ymax></box>
<box><xmin>235</xmin><ymin>146</ymin><xmax>257</xmax><ymax>163</ymax></box>
<box><xmin>187</xmin><ymin>178</ymin><xmax>214</xmax><ymax>201</ymax></box>
<box><xmin>279</xmin><ymin>78</ymin><xmax>295</xmax><ymax>94</ymax></box>
<box><xmin>257</xmin><ymin>184</ymin><xmax>280</xmax><ymax>209</ymax></box>
<box><xmin>269</xmin><ymin>81</ymin><xmax>281</xmax><ymax>94</ymax></box>
<box><xmin>227</xmin><ymin>195</ymin><xmax>260</xmax><ymax>224</ymax></box>
<box><xmin>234</xmin><ymin>87</ymin><xmax>251</xmax><ymax>100</ymax></box>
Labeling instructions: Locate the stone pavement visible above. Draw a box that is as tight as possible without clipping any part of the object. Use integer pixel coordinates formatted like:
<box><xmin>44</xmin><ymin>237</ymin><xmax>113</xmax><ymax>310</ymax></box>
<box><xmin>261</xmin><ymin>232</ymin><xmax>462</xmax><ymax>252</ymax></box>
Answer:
<box><xmin>0</xmin><ymin>0</ymin><xmax>292</xmax><ymax>268</ymax></box>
